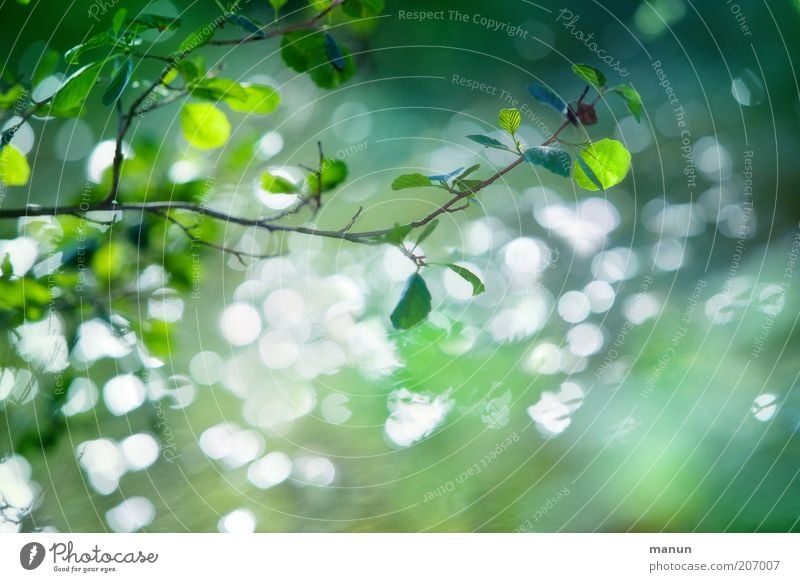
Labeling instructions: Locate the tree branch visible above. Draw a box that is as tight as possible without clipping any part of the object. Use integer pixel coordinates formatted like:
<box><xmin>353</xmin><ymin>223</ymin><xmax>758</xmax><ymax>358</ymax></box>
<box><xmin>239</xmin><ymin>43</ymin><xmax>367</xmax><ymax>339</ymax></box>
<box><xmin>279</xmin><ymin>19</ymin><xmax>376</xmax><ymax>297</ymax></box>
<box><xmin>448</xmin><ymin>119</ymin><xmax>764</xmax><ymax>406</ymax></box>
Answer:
<box><xmin>101</xmin><ymin>8</ymin><xmax>241</xmax><ymax>206</ymax></box>
<box><xmin>152</xmin><ymin>209</ymin><xmax>278</xmax><ymax>265</ymax></box>
<box><xmin>0</xmin><ymin>3</ymin><xmax>579</xmax><ymax>267</ymax></box>
<box><xmin>0</xmin><ymin>112</ymin><xmax>574</xmax><ymax>249</ymax></box>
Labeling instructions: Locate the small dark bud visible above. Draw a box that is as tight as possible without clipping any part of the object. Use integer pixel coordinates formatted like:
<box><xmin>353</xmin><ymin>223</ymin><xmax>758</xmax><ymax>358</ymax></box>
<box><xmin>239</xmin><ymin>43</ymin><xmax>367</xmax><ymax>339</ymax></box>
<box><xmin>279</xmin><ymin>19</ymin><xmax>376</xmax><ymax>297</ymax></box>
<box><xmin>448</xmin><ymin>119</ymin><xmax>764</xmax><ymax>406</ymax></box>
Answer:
<box><xmin>573</xmin><ymin>102</ymin><xmax>598</xmax><ymax>126</ymax></box>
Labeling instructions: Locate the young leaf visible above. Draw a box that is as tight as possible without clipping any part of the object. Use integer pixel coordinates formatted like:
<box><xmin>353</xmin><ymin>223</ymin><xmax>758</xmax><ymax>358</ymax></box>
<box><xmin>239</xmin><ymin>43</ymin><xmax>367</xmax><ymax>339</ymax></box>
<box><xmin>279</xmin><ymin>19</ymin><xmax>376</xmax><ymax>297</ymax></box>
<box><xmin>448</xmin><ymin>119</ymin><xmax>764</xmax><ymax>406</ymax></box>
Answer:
<box><xmin>466</xmin><ymin>134</ymin><xmax>511</xmax><ymax>150</ymax></box>
<box><xmin>572</xmin><ymin>64</ymin><xmax>606</xmax><ymax>88</ymax></box>
<box><xmin>261</xmin><ymin>171</ymin><xmax>297</xmax><ymax>194</ymax></box>
<box><xmin>457</xmin><ymin>164</ymin><xmax>480</xmax><ymax>180</ymax></box>
<box><xmin>190</xmin><ymin>78</ymin><xmax>248</xmax><ymax>103</ymax></box>
<box><xmin>0</xmin><ymin>145</ymin><xmax>29</xmax><ymax>186</ymax></box>
<box><xmin>0</xmin><ymin>254</ymin><xmax>12</xmax><ymax>280</ymax></box>
<box><xmin>176</xmin><ymin>58</ymin><xmax>204</xmax><ymax>83</ymax></box>
<box><xmin>178</xmin><ymin>25</ymin><xmax>217</xmax><ymax>55</ymax></box>
<box><xmin>64</xmin><ymin>33</ymin><xmax>113</xmax><ymax>65</ymax></box>
<box><xmin>112</xmin><ymin>8</ymin><xmax>128</xmax><ymax>36</ymax></box>
<box><xmin>47</xmin><ymin>62</ymin><xmax>103</xmax><ymax>117</ymax></box>
<box><xmin>129</xmin><ymin>14</ymin><xmax>181</xmax><ymax>33</ymax></box>
<box><xmin>391</xmin><ymin>173</ymin><xmax>433</xmax><ymax>190</ymax></box>
<box><xmin>528</xmin><ymin>84</ymin><xmax>568</xmax><ymax>115</ymax></box>
<box><xmin>573</xmin><ymin>138</ymin><xmax>631</xmax><ymax>191</ymax></box>
<box><xmin>310</xmin><ymin>0</ymin><xmax>334</xmax><ymax>11</ymax></box>
<box><xmin>269</xmin><ymin>0</ymin><xmax>288</xmax><ymax>12</ymax></box>
<box><xmin>523</xmin><ymin>146</ymin><xmax>571</xmax><ymax>178</ymax></box>
<box><xmin>364</xmin><ymin>223</ymin><xmax>413</xmax><ymax>246</ymax></box>
<box><xmin>454</xmin><ymin>178</ymin><xmax>482</xmax><ymax>193</ymax></box>
<box><xmin>610</xmin><ymin>83</ymin><xmax>643</xmax><ymax>122</ymax></box>
<box><xmin>342</xmin><ymin>0</ymin><xmax>385</xmax><ymax>18</ymax></box>
<box><xmin>380</xmin><ymin>223</ymin><xmax>413</xmax><ymax>245</ymax></box>
<box><xmin>499</xmin><ymin>108</ymin><xmax>521</xmax><ymax>134</ymax></box>
<box><xmin>308</xmin><ymin>159</ymin><xmax>348</xmax><ymax>193</ymax></box>
<box><xmin>102</xmin><ymin>58</ymin><xmax>132</xmax><ymax>106</ymax></box>
<box><xmin>390</xmin><ymin>272</ymin><xmax>432</xmax><ymax>330</ymax></box>
<box><xmin>575</xmin><ymin>156</ymin><xmax>603</xmax><ymax>191</ymax></box>
<box><xmin>225</xmin><ymin>84</ymin><xmax>280</xmax><ymax>115</ymax></box>
<box><xmin>429</xmin><ymin>167</ymin><xmax>464</xmax><ymax>184</ymax></box>
<box><xmin>443</xmin><ymin>264</ymin><xmax>485</xmax><ymax>296</ymax></box>
<box><xmin>281</xmin><ymin>29</ymin><xmax>355</xmax><ymax>89</ymax></box>
<box><xmin>0</xmin><ymin>85</ymin><xmax>25</xmax><ymax>110</ymax></box>
<box><xmin>414</xmin><ymin>220</ymin><xmax>439</xmax><ymax>247</ymax></box>
<box><xmin>180</xmin><ymin>103</ymin><xmax>231</xmax><ymax>150</ymax></box>
<box><xmin>0</xmin><ymin>278</ymin><xmax>52</xmax><ymax>319</ymax></box>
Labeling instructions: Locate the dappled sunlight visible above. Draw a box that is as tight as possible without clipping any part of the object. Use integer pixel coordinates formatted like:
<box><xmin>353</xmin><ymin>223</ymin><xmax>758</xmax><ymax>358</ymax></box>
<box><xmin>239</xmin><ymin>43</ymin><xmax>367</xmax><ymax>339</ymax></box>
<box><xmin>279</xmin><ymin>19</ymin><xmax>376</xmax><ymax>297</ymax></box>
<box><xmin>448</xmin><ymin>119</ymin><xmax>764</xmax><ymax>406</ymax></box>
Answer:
<box><xmin>385</xmin><ymin>388</ymin><xmax>454</xmax><ymax>447</ymax></box>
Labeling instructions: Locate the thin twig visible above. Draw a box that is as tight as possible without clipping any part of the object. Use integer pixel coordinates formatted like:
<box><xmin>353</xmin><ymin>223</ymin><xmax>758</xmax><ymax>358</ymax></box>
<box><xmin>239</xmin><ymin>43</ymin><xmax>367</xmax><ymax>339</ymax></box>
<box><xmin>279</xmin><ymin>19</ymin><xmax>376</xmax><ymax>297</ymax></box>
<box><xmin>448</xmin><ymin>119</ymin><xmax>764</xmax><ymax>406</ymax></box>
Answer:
<box><xmin>342</xmin><ymin>206</ymin><xmax>363</xmax><ymax>232</ymax></box>
<box><xmin>0</xmin><ymin>117</ymin><xmax>575</xmax><ymax>247</ymax></box>
<box><xmin>153</xmin><ymin>209</ymin><xmax>277</xmax><ymax>265</ymax></box>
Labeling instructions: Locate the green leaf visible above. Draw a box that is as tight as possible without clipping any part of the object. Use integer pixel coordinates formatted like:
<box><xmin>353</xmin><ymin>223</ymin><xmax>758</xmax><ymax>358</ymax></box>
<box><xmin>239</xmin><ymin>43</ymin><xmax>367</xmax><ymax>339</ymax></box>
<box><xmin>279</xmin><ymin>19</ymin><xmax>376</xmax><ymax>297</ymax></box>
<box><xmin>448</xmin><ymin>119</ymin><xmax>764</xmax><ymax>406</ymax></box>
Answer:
<box><xmin>137</xmin><ymin>318</ymin><xmax>174</xmax><ymax>358</ymax></box>
<box><xmin>342</xmin><ymin>0</ymin><xmax>385</xmax><ymax>18</ymax></box>
<box><xmin>129</xmin><ymin>14</ymin><xmax>181</xmax><ymax>33</ymax></box>
<box><xmin>443</xmin><ymin>264</ymin><xmax>485</xmax><ymax>296</ymax></box>
<box><xmin>190</xmin><ymin>78</ymin><xmax>248</xmax><ymax>103</ymax></box>
<box><xmin>378</xmin><ymin>223</ymin><xmax>412</xmax><ymax>246</ymax></box>
<box><xmin>102</xmin><ymin>58</ymin><xmax>132</xmax><ymax>106</ymax></box>
<box><xmin>575</xmin><ymin>156</ymin><xmax>603</xmax><ymax>191</ymax></box>
<box><xmin>0</xmin><ymin>145</ymin><xmax>30</xmax><ymax>186</ymax></box>
<box><xmin>414</xmin><ymin>220</ymin><xmax>439</xmax><ymax>247</ymax></box>
<box><xmin>177</xmin><ymin>24</ymin><xmax>217</xmax><ymax>55</ymax></box>
<box><xmin>64</xmin><ymin>33</ymin><xmax>113</xmax><ymax>65</ymax></box>
<box><xmin>180</xmin><ymin>103</ymin><xmax>231</xmax><ymax>150</ymax></box>
<box><xmin>499</xmin><ymin>108</ymin><xmax>521</xmax><ymax>134</ymax></box>
<box><xmin>170</xmin><ymin>179</ymin><xmax>213</xmax><ymax>203</ymax></box>
<box><xmin>176</xmin><ymin>57</ymin><xmax>204</xmax><ymax>83</ymax></box>
<box><xmin>32</xmin><ymin>50</ymin><xmax>60</xmax><ymax>87</ymax></box>
<box><xmin>466</xmin><ymin>134</ymin><xmax>511</xmax><ymax>150</ymax></box>
<box><xmin>0</xmin><ymin>254</ymin><xmax>12</xmax><ymax>280</ymax></box>
<box><xmin>454</xmin><ymin>178</ymin><xmax>482</xmax><ymax>193</ymax></box>
<box><xmin>323</xmin><ymin>33</ymin><xmax>347</xmax><ymax>72</ymax></box>
<box><xmin>261</xmin><ymin>171</ymin><xmax>297</xmax><ymax>194</ymax></box>
<box><xmin>269</xmin><ymin>0</ymin><xmax>288</xmax><ymax>10</ymax></box>
<box><xmin>390</xmin><ymin>272</ymin><xmax>432</xmax><ymax>330</ymax></box>
<box><xmin>0</xmin><ymin>278</ymin><xmax>51</xmax><ymax>318</ymax></box>
<box><xmin>307</xmin><ymin>159</ymin><xmax>348</xmax><ymax>193</ymax></box>
<box><xmin>391</xmin><ymin>173</ymin><xmax>433</xmax><ymax>190</ymax></box>
<box><xmin>573</xmin><ymin>138</ymin><xmax>631</xmax><ymax>191</ymax></box>
<box><xmin>281</xmin><ymin>29</ymin><xmax>355</xmax><ymax>89</ymax></box>
<box><xmin>572</xmin><ymin>63</ymin><xmax>606</xmax><ymax>88</ymax></box>
<box><xmin>610</xmin><ymin>83</ymin><xmax>643</xmax><ymax>122</ymax></box>
<box><xmin>523</xmin><ymin>146</ymin><xmax>571</xmax><ymax>178</ymax></box>
<box><xmin>225</xmin><ymin>84</ymin><xmax>280</xmax><ymax>115</ymax></box>
<box><xmin>457</xmin><ymin>164</ymin><xmax>480</xmax><ymax>180</ymax></box>
<box><xmin>453</xmin><ymin>167</ymin><xmax>482</xmax><ymax>192</ymax></box>
<box><xmin>47</xmin><ymin>62</ymin><xmax>103</xmax><ymax>117</ymax></box>
<box><xmin>91</xmin><ymin>241</ymin><xmax>128</xmax><ymax>283</ymax></box>
<box><xmin>112</xmin><ymin>8</ymin><xmax>128</xmax><ymax>36</ymax></box>
<box><xmin>0</xmin><ymin>85</ymin><xmax>25</xmax><ymax>110</ymax></box>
